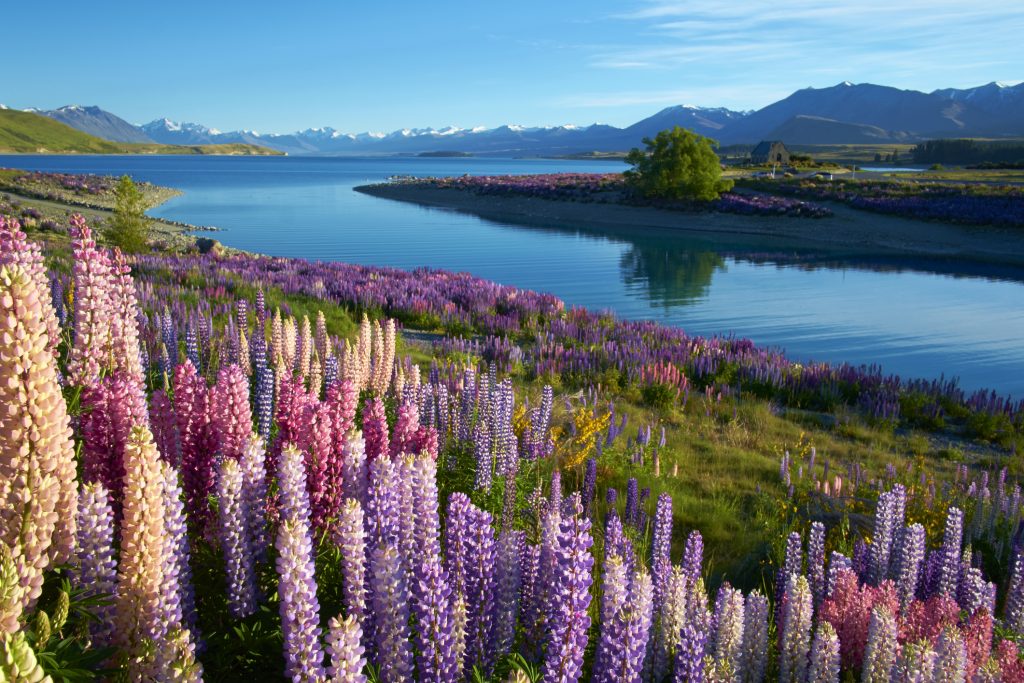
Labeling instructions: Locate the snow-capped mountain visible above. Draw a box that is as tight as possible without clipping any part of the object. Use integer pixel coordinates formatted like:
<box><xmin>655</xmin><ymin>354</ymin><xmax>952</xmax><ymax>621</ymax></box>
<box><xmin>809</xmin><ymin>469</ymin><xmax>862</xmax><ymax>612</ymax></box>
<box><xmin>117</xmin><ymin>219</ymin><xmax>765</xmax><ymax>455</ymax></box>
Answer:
<box><xmin>141</xmin><ymin>119</ymin><xmax>225</xmax><ymax>145</ymax></box>
<box><xmin>38</xmin><ymin>105</ymin><xmax>154</xmax><ymax>143</ymax></box>
<box><xmin>27</xmin><ymin>79</ymin><xmax>1024</xmax><ymax>155</ymax></box>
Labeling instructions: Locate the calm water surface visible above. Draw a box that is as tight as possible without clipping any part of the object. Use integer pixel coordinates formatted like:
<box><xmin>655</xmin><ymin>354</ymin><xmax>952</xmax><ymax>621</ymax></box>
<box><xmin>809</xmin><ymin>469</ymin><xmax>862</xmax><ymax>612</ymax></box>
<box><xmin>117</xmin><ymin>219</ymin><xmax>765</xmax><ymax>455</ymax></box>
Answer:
<box><xmin>3</xmin><ymin>155</ymin><xmax>1022</xmax><ymax>396</ymax></box>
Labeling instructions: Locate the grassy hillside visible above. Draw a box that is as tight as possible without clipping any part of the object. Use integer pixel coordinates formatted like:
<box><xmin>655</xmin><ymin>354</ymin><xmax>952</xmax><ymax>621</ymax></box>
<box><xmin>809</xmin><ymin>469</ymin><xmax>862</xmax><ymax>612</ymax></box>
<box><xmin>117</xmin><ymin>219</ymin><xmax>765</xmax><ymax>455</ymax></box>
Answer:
<box><xmin>0</xmin><ymin>109</ymin><xmax>282</xmax><ymax>155</ymax></box>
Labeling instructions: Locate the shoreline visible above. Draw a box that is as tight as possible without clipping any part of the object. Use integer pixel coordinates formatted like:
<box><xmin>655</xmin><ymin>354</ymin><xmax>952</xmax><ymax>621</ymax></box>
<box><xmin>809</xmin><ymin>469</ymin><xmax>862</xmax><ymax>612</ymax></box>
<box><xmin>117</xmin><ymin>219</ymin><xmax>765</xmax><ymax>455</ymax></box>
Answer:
<box><xmin>356</xmin><ymin>182</ymin><xmax>1024</xmax><ymax>272</ymax></box>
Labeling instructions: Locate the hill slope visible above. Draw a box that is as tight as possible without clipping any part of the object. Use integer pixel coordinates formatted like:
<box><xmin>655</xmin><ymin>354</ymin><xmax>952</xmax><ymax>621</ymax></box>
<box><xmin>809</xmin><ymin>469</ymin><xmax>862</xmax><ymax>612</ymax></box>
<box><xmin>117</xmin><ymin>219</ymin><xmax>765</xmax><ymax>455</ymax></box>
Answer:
<box><xmin>0</xmin><ymin>110</ymin><xmax>283</xmax><ymax>155</ymax></box>
<box><xmin>38</xmin><ymin>105</ymin><xmax>154</xmax><ymax>143</ymax></box>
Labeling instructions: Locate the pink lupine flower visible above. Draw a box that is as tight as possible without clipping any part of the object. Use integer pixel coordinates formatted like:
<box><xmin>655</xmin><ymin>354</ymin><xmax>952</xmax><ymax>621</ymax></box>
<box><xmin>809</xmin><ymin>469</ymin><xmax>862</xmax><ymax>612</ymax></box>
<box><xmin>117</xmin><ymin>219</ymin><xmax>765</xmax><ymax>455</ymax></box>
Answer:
<box><xmin>174</xmin><ymin>359</ymin><xmax>214</xmax><ymax>525</ymax></box>
<box><xmin>327</xmin><ymin>379</ymin><xmax>359</xmax><ymax>451</ymax></box>
<box><xmin>819</xmin><ymin>569</ymin><xmax>899</xmax><ymax>670</ymax></box>
<box><xmin>0</xmin><ymin>265</ymin><xmax>78</xmax><ymax>627</ymax></box>
<box><xmin>67</xmin><ymin>214</ymin><xmax>115</xmax><ymax>386</ymax></box>
<box><xmin>389</xmin><ymin>397</ymin><xmax>420</xmax><ymax>457</ymax></box>
<box><xmin>899</xmin><ymin>594</ymin><xmax>960</xmax><ymax>646</ymax></box>
<box><xmin>0</xmin><ymin>216</ymin><xmax>60</xmax><ymax>356</ymax></box>
<box><xmin>210</xmin><ymin>364</ymin><xmax>253</xmax><ymax>461</ymax></box>
<box><xmin>963</xmin><ymin>610</ymin><xmax>994</xmax><ymax>681</ymax></box>
<box><xmin>109</xmin><ymin>247</ymin><xmax>146</xmax><ymax>389</ymax></box>
<box><xmin>362</xmin><ymin>398</ymin><xmax>389</xmax><ymax>461</ymax></box>
<box><xmin>149</xmin><ymin>389</ymin><xmax>179</xmax><ymax>465</ymax></box>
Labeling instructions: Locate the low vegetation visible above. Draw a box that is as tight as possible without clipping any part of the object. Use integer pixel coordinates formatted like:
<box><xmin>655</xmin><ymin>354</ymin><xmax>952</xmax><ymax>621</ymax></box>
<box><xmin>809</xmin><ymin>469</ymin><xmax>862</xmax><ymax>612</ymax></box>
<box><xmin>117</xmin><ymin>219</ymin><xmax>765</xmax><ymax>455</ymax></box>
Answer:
<box><xmin>1</xmin><ymin>169</ymin><xmax>1023</xmax><ymax>681</ymax></box>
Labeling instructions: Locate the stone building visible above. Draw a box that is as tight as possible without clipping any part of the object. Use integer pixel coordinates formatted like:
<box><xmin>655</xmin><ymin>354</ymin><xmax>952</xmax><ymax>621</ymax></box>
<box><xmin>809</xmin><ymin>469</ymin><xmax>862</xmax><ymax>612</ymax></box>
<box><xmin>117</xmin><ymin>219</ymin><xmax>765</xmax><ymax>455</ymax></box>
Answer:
<box><xmin>750</xmin><ymin>140</ymin><xmax>790</xmax><ymax>164</ymax></box>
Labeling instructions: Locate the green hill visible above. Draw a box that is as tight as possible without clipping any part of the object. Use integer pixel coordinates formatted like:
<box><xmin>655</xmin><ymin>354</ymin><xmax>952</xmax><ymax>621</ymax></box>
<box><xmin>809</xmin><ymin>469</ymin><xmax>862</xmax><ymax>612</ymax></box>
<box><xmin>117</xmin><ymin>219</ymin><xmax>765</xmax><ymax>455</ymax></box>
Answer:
<box><xmin>0</xmin><ymin>109</ymin><xmax>283</xmax><ymax>155</ymax></box>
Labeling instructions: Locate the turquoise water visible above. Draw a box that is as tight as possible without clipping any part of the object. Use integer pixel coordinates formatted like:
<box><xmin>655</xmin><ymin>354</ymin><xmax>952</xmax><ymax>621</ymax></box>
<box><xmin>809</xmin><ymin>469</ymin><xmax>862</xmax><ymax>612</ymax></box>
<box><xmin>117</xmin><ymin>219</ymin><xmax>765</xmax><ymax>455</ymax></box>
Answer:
<box><xmin>3</xmin><ymin>154</ymin><xmax>1023</xmax><ymax>396</ymax></box>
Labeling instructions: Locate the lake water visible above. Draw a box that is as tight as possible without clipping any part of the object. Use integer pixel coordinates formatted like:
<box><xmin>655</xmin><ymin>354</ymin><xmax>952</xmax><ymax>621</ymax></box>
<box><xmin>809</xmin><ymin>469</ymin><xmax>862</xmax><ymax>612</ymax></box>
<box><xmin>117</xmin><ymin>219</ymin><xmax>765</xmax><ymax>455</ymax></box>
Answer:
<box><xmin>3</xmin><ymin>154</ymin><xmax>1023</xmax><ymax>397</ymax></box>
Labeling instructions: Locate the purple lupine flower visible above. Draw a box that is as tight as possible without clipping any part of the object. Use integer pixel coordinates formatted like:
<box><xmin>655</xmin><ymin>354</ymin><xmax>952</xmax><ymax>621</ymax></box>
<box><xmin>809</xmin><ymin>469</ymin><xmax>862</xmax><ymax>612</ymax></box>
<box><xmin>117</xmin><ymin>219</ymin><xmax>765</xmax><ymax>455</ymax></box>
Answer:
<box><xmin>412</xmin><ymin>556</ymin><xmax>458</xmax><ymax>682</ymax></box>
<box><xmin>711</xmin><ymin>586</ymin><xmax>745</xmax><ymax>677</ymax></box>
<box><xmin>534</xmin><ymin>468</ymin><xmax>554</xmax><ymax>514</ymax></box>
<box><xmin>653</xmin><ymin>567</ymin><xmax>690</xmax><ymax>681</ymax></box>
<box><xmin>518</xmin><ymin>540</ymin><xmax>542</xmax><ymax>662</ymax></box>
<box><xmin>651</xmin><ymin>492</ymin><xmax>673</xmax><ymax>610</ymax></box>
<box><xmin>185</xmin><ymin>322</ymin><xmax>200</xmax><ymax>371</ymax></box>
<box><xmin>326</xmin><ymin>615</ymin><xmax>367</xmax><ymax>683</ymax></box>
<box><xmin>219</xmin><ymin>458</ymin><xmax>258</xmax><ymax>618</ymax></box>
<box><xmin>825</xmin><ymin>552</ymin><xmax>852</xmax><ymax>599</ymax></box>
<box><xmin>341</xmin><ymin>432</ymin><xmax>367</xmax><ymax>505</ymax></box>
<box><xmin>412</xmin><ymin>453</ymin><xmax>442</xmax><ymax>560</ymax></box>
<box><xmin>369</xmin><ymin>545</ymin><xmax>414</xmax><ymax>681</ymax></box>
<box><xmin>275</xmin><ymin>518</ymin><xmax>326</xmax><ymax>682</ymax></box>
<box><xmin>673</xmin><ymin>622</ymin><xmax>708</xmax><ymax>683</ymax></box>
<box><xmin>893</xmin><ymin>640</ymin><xmax>936</xmax><ymax>683</ymax></box>
<box><xmin>778</xmin><ymin>574</ymin><xmax>813</xmax><ymax>683</ymax></box>
<box><xmin>624</xmin><ymin>478</ymin><xmax>639</xmax><ymax>530</ymax></box>
<box><xmin>278</xmin><ymin>445</ymin><xmax>313</xmax><ymax>527</ymax></box>
<box><xmin>776</xmin><ymin>532</ymin><xmax>803</xmax><ymax>612</ymax></box>
<box><xmin>74</xmin><ymin>482</ymin><xmax>118</xmax><ymax>646</ymax></box>
<box><xmin>870</xmin><ymin>489</ymin><xmax>898</xmax><ymax>585</ymax></box>
<box><xmin>541</xmin><ymin>494</ymin><xmax>594</xmax><ymax>683</ymax></box>
<box><xmin>852</xmin><ymin>539</ymin><xmax>870</xmax><ymax>583</ymax></box>
<box><xmin>862</xmin><ymin>605</ymin><xmax>898</xmax><ymax>683</ymax></box>
<box><xmin>473</xmin><ymin>420</ymin><xmax>492</xmax><ymax>491</ymax></box>
<box><xmin>961</xmin><ymin>566</ymin><xmax>995</xmax><ymax>615</ymax></box>
<box><xmin>582</xmin><ymin>457</ymin><xmax>597</xmax><ymax>519</ymax></box>
<box><xmin>395</xmin><ymin>455</ymin><xmax>417</xmax><ymax>573</ymax></box>
<box><xmin>594</xmin><ymin>556</ymin><xmax>653</xmax><ymax>683</ymax></box>
<box><xmin>594</xmin><ymin>552</ymin><xmax>629</xmax><ymax>678</ymax></box>
<box><xmin>463</xmin><ymin>506</ymin><xmax>497</xmax><ymax>677</ymax></box>
<box><xmin>682</xmin><ymin>530</ymin><xmax>704</xmax><ymax>584</ymax></box>
<box><xmin>334</xmin><ymin>499</ymin><xmax>368</xmax><ymax>633</ymax></box>
<box><xmin>365</xmin><ymin>458</ymin><xmax>400</xmax><ymax>549</ymax></box>
<box><xmin>807</xmin><ymin>622</ymin><xmax>840</xmax><ymax>683</ymax></box>
<box><xmin>255</xmin><ymin>366</ymin><xmax>275</xmax><ymax>443</ymax></box>
<box><xmin>444</xmin><ymin>493</ymin><xmax>474</xmax><ymax>598</ymax></box>
<box><xmin>323</xmin><ymin>355</ymin><xmax>339</xmax><ymax>391</ymax></box>
<box><xmin>241</xmin><ymin>436</ymin><xmax>270</xmax><ymax>562</ymax></box>
<box><xmin>938</xmin><ymin>507</ymin><xmax>964</xmax><ymax>598</ymax></box>
<box><xmin>524</xmin><ymin>482</ymin><xmax>564</xmax><ymax>660</ymax></box>
<box><xmin>493</xmin><ymin>530</ymin><xmax>523</xmax><ymax>658</ymax></box>
<box><xmin>807</xmin><ymin>522</ymin><xmax>826</xmax><ymax>608</ymax></box>
<box><xmin>933</xmin><ymin>626</ymin><xmax>966</xmax><ymax>683</ymax></box>
<box><xmin>1005</xmin><ymin>551</ymin><xmax>1024</xmax><ymax>632</ymax></box>
<box><xmin>162</xmin><ymin>463</ymin><xmax>200</xmax><ymax>646</ymax></box>
<box><xmin>893</xmin><ymin>523</ymin><xmax>926</xmax><ymax>611</ymax></box>
<box><xmin>493</xmin><ymin>378</ymin><xmax>517</xmax><ymax>476</ymax></box>
<box><xmin>740</xmin><ymin>591</ymin><xmax>769</xmax><ymax>683</ymax></box>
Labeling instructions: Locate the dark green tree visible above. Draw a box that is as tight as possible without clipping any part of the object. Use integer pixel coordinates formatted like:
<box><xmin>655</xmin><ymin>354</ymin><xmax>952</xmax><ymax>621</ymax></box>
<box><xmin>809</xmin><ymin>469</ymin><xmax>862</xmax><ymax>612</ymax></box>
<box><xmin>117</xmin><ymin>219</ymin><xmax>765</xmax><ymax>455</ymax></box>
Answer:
<box><xmin>106</xmin><ymin>175</ymin><xmax>150</xmax><ymax>253</ymax></box>
<box><xmin>624</xmin><ymin>127</ymin><xmax>733</xmax><ymax>201</ymax></box>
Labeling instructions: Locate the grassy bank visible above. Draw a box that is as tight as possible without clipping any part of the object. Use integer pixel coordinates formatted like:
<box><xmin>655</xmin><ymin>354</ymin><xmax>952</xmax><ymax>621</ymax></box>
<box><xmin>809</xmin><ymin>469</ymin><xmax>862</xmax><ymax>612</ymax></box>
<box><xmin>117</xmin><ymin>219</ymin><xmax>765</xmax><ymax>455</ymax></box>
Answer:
<box><xmin>0</xmin><ymin>108</ymin><xmax>282</xmax><ymax>155</ymax></box>
<box><xmin>0</xmin><ymin>167</ymin><xmax>213</xmax><ymax>250</ymax></box>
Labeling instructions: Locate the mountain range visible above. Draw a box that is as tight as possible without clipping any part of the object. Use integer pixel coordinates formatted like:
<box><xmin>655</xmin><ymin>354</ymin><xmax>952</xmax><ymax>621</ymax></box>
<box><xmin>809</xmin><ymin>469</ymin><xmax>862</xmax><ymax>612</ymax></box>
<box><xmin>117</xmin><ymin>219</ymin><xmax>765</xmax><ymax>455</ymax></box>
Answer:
<box><xmin>25</xmin><ymin>80</ymin><xmax>1024</xmax><ymax>156</ymax></box>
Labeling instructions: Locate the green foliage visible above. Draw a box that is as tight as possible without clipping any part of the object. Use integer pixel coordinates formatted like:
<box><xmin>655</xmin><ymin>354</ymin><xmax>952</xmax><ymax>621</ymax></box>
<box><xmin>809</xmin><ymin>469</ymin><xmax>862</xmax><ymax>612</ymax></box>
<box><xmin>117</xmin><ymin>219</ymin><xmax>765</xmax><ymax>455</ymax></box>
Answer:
<box><xmin>641</xmin><ymin>382</ymin><xmax>676</xmax><ymax>410</ymax></box>
<box><xmin>105</xmin><ymin>176</ymin><xmax>151</xmax><ymax>253</ymax></box>
<box><xmin>624</xmin><ymin>127</ymin><xmax>733</xmax><ymax>201</ymax></box>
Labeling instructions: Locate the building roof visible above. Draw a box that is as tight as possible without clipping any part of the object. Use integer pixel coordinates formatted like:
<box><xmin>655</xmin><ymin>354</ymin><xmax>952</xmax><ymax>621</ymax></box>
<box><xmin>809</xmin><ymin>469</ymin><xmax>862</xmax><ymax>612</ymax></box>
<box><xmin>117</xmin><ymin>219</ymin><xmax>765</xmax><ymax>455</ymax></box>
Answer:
<box><xmin>752</xmin><ymin>140</ymin><xmax>787</xmax><ymax>155</ymax></box>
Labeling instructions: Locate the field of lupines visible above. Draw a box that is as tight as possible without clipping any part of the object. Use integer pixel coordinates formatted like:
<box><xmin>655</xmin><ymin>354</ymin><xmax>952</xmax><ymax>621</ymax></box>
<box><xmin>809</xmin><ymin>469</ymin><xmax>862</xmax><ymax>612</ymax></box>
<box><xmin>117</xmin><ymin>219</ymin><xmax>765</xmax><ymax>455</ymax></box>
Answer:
<box><xmin>2</xmin><ymin>208</ymin><xmax>1024</xmax><ymax>682</ymax></box>
<box><xmin>391</xmin><ymin>174</ymin><xmax>834</xmax><ymax>218</ymax></box>
<box><xmin>739</xmin><ymin>177</ymin><xmax>1024</xmax><ymax>227</ymax></box>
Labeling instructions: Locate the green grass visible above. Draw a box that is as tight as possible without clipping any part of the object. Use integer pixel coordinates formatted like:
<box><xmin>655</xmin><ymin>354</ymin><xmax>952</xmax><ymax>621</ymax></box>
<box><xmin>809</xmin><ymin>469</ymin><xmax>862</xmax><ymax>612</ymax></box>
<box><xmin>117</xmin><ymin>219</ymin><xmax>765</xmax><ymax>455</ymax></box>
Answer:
<box><xmin>0</xmin><ymin>109</ymin><xmax>283</xmax><ymax>155</ymax></box>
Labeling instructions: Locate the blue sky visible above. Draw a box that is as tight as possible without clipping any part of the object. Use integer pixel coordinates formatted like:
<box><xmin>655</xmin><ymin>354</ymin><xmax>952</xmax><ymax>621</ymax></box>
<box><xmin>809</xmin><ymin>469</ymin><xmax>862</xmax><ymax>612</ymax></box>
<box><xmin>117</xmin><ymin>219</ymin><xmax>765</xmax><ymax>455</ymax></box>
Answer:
<box><xmin>4</xmin><ymin>0</ymin><xmax>1022</xmax><ymax>133</ymax></box>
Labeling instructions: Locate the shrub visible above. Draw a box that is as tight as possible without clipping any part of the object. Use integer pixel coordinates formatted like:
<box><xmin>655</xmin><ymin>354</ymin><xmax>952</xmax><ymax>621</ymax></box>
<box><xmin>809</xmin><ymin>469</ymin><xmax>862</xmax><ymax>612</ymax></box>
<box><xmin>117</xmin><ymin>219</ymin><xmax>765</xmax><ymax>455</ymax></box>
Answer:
<box><xmin>625</xmin><ymin>127</ymin><xmax>733</xmax><ymax>201</ymax></box>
